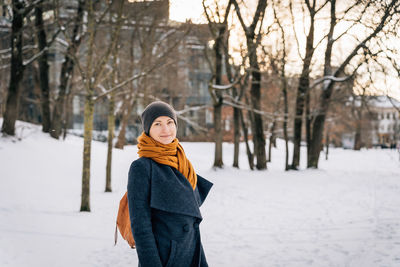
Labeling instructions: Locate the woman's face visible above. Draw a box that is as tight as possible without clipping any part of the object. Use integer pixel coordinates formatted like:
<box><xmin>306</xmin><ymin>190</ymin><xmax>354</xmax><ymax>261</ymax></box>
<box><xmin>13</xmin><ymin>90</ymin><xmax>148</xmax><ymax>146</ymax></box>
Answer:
<box><xmin>149</xmin><ymin>116</ymin><xmax>177</xmax><ymax>144</ymax></box>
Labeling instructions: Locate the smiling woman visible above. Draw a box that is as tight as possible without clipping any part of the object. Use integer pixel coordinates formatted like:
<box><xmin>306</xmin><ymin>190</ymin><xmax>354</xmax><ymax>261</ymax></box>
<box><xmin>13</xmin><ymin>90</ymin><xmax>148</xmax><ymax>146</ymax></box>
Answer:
<box><xmin>127</xmin><ymin>100</ymin><xmax>213</xmax><ymax>267</ymax></box>
<box><xmin>149</xmin><ymin>116</ymin><xmax>177</xmax><ymax>144</ymax></box>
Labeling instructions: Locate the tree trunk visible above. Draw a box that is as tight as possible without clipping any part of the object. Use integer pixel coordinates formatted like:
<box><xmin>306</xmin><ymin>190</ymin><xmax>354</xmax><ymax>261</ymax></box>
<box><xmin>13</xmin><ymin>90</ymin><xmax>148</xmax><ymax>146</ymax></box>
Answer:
<box><xmin>239</xmin><ymin>109</ymin><xmax>254</xmax><ymax>170</ymax></box>
<box><xmin>283</xmin><ymin>107</ymin><xmax>289</xmax><ymax>171</ymax></box>
<box><xmin>212</xmin><ymin>24</ymin><xmax>225</xmax><ymax>168</ymax></box>
<box><xmin>353</xmin><ymin>101</ymin><xmax>363</xmax><ymax>150</ymax></box>
<box><xmin>250</xmin><ymin>69</ymin><xmax>267</xmax><ymax>170</ymax></box>
<box><xmin>105</xmin><ymin>92</ymin><xmax>115</xmax><ymax>192</ymax></box>
<box><xmin>291</xmin><ymin>95</ymin><xmax>303</xmax><ymax>169</ymax></box>
<box><xmin>115</xmin><ymin>96</ymin><xmax>135</xmax><ymax>149</ymax></box>
<box><xmin>268</xmin><ymin>120</ymin><xmax>276</xmax><ymax>162</ymax></box>
<box><xmin>308</xmin><ymin>84</ymin><xmax>333</xmax><ymax>168</ymax></box>
<box><xmin>308</xmin><ymin>113</ymin><xmax>326</xmax><ymax>168</ymax></box>
<box><xmin>282</xmin><ymin>79</ymin><xmax>289</xmax><ymax>171</ymax></box>
<box><xmin>35</xmin><ymin>5</ymin><xmax>51</xmax><ymax>133</ymax></box>
<box><xmin>353</xmin><ymin>121</ymin><xmax>362</xmax><ymax>150</ymax></box>
<box><xmin>213</xmin><ymin>100</ymin><xmax>223</xmax><ymax>167</ymax></box>
<box><xmin>80</xmin><ymin>0</ymin><xmax>95</xmax><ymax>212</ymax></box>
<box><xmin>233</xmin><ymin>106</ymin><xmax>240</xmax><ymax>168</ymax></box>
<box><xmin>80</xmin><ymin>94</ymin><xmax>94</xmax><ymax>212</ymax></box>
<box><xmin>50</xmin><ymin>67</ymin><xmax>68</xmax><ymax>139</ymax></box>
<box><xmin>305</xmin><ymin>89</ymin><xmax>312</xmax><ymax>163</ymax></box>
<box><xmin>325</xmin><ymin>126</ymin><xmax>330</xmax><ymax>160</ymax></box>
<box><xmin>1</xmin><ymin>1</ymin><xmax>25</xmax><ymax>136</ymax></box>
<box><xmin>247</xmin><ymin>39</ymin><xmax>266</xmax><ymax>170</ymax></box>
<box><xmin>62</xmin><ymin>92</ymin><xmax>73</xmax><ymax>140</ymax></box>
<box><xmin>245</xmin><ymin>94</ymin><xmax>256</xmax><ymax>169</ymax></box>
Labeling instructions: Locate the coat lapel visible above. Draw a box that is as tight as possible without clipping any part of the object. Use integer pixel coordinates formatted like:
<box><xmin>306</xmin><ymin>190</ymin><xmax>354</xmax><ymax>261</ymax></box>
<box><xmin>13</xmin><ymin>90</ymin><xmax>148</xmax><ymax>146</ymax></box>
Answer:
<box><xmin>149</xmin><ymin>161</ymin><xmax>203</xmax><ymax>219</ymax></box>
<box><xmin>195</xmin><ymin>174</ymin><xmax>213</xmax><ymax>207</ymax></box>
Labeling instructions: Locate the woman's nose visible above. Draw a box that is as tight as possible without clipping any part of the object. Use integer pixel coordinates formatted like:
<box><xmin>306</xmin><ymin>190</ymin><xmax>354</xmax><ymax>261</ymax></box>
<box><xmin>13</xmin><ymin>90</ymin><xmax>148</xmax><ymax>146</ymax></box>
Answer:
<box><xmin>161</xmin><ymin>124</ymin><xmax>168</xmax><ymax>131</ymax></box>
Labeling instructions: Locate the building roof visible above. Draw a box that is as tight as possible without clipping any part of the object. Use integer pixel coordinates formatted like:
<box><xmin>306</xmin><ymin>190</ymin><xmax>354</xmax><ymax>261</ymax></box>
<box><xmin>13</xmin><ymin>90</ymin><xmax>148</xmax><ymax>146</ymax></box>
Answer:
<box><xmin>370</xmin><ymin>96</ymin><xmax>400</xmax><ymax>109</ymax></box>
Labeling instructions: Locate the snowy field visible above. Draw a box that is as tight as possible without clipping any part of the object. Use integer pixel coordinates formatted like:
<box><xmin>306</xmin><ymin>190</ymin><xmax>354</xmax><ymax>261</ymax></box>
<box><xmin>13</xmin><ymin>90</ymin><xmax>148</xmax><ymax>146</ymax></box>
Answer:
<box><xmin>1</xmin><ymin>120</ymin><xmax>400</xmax><ymax>267</ymax></box>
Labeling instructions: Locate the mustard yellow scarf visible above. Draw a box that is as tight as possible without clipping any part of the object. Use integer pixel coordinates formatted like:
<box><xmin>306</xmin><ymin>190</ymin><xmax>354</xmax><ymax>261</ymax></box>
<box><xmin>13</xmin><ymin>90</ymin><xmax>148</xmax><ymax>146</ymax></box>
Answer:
<box><xmin>137</xmin><ymin>132</ymin><xmax>197</xmax><ymax>190</ymax></box>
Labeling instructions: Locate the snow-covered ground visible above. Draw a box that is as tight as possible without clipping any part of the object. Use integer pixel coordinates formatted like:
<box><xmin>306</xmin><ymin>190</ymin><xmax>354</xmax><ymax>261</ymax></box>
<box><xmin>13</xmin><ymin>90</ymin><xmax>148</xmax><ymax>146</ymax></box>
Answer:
<box><xmin>1</xmin><ymin>120</ymin><xmax>400</xmax><ymax>267</ymax></box>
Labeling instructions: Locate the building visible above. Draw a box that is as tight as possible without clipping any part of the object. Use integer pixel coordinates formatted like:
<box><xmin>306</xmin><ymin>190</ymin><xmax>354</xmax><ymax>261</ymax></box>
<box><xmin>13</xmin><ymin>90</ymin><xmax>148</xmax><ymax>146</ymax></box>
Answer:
<box><xmin>370</xmin><ymin>96</ymin><xmax>400</xmax><ymax>147</ymax></box>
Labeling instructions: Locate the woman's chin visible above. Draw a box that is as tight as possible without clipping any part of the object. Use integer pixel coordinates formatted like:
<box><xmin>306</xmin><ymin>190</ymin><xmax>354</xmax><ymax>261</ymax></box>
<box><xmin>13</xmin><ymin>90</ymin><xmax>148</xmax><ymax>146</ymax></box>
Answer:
<box><xmin>158</xmin><ymin>137</ymin><xmax>173</xmax><ymax>144</ymax></box>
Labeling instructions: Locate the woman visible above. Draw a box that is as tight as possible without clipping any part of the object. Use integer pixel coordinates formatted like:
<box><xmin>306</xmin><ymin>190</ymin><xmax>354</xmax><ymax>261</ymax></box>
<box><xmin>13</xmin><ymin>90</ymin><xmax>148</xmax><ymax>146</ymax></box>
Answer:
<box><xmin>127</xmin><ymin>101</ymin><xmax>213</xmax><ymax>267</ymax></box>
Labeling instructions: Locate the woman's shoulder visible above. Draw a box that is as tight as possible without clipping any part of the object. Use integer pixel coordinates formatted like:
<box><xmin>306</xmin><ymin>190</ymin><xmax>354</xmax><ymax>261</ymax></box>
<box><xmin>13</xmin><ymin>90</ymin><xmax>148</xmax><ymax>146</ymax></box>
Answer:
<box><xmin>130</xmin><ymin>156</ymin><xmax>151</xmax><ymax>167</ymax></box>
<box><xmin>128</xmin><ymin>157</ymin><xmax>153</xmax><ymax>176</ymax></box>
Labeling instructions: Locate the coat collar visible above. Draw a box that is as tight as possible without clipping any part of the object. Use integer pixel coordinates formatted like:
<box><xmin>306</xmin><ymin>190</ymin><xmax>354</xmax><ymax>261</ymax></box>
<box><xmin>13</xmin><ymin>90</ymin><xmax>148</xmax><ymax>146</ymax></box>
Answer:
<box><xmin>148</xmin><ymin>160</ymin><xmax>203</xmax><ymax>219</ymax></box>
<box><xmin>195</xmin><ymin>174</ymin><xmax>213</xmax><ymax>207</ymax></box>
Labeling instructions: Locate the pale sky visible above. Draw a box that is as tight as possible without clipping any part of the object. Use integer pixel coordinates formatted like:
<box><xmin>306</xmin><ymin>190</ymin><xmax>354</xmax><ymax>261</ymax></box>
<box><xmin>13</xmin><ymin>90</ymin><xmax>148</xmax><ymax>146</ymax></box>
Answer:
<box><xmin>169</xmin><ymin>0</ymin><xmax>205</xmax><ymax>23</ymax></box>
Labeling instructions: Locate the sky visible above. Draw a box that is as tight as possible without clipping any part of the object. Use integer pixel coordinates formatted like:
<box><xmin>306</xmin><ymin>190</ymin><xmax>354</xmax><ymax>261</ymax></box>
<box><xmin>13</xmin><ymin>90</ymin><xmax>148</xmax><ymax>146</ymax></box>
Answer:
<box><xmin>169</xmin><ymin>0</ymin><xmax>205</xmax><ymax>23</ymax></box>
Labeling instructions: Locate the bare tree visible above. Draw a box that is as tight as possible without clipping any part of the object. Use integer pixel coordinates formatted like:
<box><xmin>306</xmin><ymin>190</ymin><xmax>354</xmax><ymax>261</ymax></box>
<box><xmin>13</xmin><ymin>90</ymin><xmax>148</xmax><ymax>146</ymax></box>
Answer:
<box><xmin>273</xmin><ymin>1</ymin><xmax>291</xmax><ymax>170</ymax></box>
<box><xmin>1</xmin><ymin>0</ymin><xmax>44</xmax><ymax>135</ymax></box>
<box><xmin>105</xmin><ymin>14</ymin><xmax>121</xmax><ymax>193</ymax></box>
<box><xmin>307</xmin><ymin>0</ymin><xmax>400</xmax><ymax>168</ymax></box>
<box><xmin>224</xmin><ymin>49</ymin><xmax>248</xmax><ymax>168</ymax></box>
<box><xmin>289</xmin><ymin>0</ymin><xmax>328</xmax><ymax>170</ymax></box>
<box><xmin>232</xmin><ymin>0</ymin><xmax>268</xmax><ymax>170</ymax></box>
<box><xmin>34</xmin><ymin>3</ymin><xmax>51</xmax><ymax>133</ymax></box>
<box><xmin>113</xmin><ymin>28</ymin><xmax>137</xmax><ymax>150</ymax></box>
<box><xmin>50</xmin><ymin>0</ymin><xmax>85</xmax><ymax>139</ymax></box>
<box><xmin>203</xmin><ymin>0</ymin><xmax>233</xmax><ymax>168</ymax></box>
<box><xmin>75</xmin><ymin>0</ymin><xmax>124</xmax><ymax>212</ymax></box>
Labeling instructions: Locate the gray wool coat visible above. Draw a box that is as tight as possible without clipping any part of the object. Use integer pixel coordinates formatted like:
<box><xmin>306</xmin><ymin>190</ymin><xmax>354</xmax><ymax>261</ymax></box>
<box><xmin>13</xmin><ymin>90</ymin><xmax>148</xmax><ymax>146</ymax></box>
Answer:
<box><xmin>127</xmin><ymin>157</ymin><xmax>213</xmax><ymax>267</ymax></box>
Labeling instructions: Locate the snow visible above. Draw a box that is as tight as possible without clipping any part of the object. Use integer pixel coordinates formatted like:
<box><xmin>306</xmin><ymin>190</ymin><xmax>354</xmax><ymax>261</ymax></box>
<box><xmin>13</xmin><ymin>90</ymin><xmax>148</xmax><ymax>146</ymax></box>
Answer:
<box><xmin>1</xmin><ymin>119</ymin><xmax>400</xmax><ymax>267</ymax></box>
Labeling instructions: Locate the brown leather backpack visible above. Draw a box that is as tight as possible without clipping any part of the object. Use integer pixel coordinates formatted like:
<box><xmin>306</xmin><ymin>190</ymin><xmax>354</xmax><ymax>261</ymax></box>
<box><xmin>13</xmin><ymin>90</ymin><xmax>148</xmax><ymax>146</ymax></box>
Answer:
<box><xmin>114</xmin><ymin>192</ymin><xmax>136</xmax><ymax>248</ymax></box>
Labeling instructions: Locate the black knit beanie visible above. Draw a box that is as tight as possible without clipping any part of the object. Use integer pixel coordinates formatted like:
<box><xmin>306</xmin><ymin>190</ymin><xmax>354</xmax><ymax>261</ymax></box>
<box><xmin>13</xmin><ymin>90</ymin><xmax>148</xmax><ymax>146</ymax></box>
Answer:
<box><xmin>141</xmin><ymin>101</ymin><xmax>177</xmax><ymax>135</ymax></box>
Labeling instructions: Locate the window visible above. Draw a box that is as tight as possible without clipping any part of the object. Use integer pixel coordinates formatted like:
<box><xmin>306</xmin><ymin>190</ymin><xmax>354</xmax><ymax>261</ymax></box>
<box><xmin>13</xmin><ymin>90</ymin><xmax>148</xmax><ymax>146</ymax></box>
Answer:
<box><xmin>225</xmin><ymin>119</ymin><xmax>230</xmax><ymax>131</ymax></box>
<box><xmin>205</xmin><ymin>109</ymin><xmax>213</xmax><ymax>125</ymax></box>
